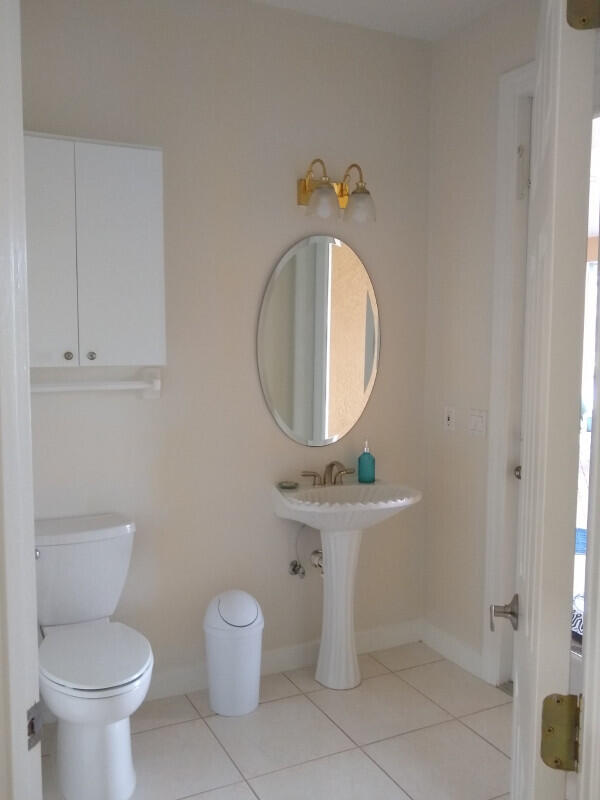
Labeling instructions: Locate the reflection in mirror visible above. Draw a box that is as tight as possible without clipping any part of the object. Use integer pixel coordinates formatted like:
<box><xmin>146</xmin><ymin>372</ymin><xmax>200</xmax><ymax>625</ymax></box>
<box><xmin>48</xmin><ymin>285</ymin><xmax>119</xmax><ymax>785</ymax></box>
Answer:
<box><xmin>258</xmin><ymin>236</ymin><xmax>379</xmax><ymax>446</ymax></box>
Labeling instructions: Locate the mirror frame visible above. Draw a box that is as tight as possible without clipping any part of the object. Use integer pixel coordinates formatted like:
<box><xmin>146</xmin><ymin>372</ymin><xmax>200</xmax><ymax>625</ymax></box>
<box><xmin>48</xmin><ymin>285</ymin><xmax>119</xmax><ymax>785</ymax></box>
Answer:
<box><xmin>257</xmin><ymin>235</ymin><xmax>380</xmax><ymax>446</ymax></box>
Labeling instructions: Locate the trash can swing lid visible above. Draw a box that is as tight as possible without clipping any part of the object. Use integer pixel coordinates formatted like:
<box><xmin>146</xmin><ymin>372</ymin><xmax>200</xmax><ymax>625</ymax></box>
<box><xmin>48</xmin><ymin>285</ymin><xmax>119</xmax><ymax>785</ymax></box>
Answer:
<box><xmin>214</xmin><ymin>590</ymin><xmax>259</xmax><ymax>627</ymax></box>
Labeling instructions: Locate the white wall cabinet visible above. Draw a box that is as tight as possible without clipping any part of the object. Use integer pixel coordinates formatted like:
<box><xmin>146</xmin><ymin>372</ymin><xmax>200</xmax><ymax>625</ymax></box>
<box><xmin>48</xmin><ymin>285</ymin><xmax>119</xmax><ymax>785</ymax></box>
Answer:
<box><xmin>24</xmin><ymin>134</ymin><xmax>166</xmax><ymax>368</ymax></box>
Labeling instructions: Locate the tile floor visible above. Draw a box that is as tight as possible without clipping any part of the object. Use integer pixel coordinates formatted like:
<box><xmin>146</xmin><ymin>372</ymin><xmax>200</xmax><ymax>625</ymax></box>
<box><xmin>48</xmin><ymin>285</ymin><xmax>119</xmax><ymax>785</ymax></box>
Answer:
<box><xmin>42</xmin><ymin>642</ymin><xmax>513</xmax><ymax>800</ymax></box>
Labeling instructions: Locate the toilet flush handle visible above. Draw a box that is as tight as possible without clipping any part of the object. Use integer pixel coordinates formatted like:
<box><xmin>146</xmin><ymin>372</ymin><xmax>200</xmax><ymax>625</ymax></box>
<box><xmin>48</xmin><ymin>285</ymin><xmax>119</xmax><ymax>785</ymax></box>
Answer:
<box><xmin>35</xmin><ymin>548</ymin><xmax>40</xmax><ymax>560</ymax></box>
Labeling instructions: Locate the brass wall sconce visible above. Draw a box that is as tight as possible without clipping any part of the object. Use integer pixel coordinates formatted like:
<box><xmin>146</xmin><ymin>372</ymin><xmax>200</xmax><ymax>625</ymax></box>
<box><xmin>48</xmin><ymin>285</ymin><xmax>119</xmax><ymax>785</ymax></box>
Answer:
<box><xmin>297</xmin><ymin>158</ymin><xmax>376</xmax><ymax>223</ymax></box>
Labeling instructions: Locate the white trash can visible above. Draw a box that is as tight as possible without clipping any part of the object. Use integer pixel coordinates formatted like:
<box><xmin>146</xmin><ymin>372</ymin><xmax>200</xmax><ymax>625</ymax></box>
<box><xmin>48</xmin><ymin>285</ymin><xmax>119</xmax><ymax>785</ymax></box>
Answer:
<box><xmin>204</xmin><ymin>590</ymin><xmax>264</xmax><ymax>716</ymax></box>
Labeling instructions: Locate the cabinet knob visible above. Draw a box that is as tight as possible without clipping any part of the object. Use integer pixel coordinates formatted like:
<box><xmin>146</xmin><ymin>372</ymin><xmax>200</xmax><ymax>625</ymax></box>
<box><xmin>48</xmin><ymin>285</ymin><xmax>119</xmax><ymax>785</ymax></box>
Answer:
<box><xmin>63</xmin><ymin>351</ymin><xmax>74</xmax><ymax>361</ymax></box>
<box><xmin>87</xmin><ymin>351</ymin><xmax>97</xmax><ymax>361</ymax></box>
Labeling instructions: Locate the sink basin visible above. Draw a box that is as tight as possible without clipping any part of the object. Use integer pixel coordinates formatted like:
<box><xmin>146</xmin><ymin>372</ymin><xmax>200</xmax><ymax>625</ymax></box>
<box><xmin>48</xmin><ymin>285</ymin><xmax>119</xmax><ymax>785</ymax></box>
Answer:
<box><xmin>273</xmin><ymin>480</ymin><xmax>422</xmax><ymax>691</ymax></box>
<box><xmin>273</xmin><ymin>482</ymin><xmax>422</xmax><ymax>531</ymax></box>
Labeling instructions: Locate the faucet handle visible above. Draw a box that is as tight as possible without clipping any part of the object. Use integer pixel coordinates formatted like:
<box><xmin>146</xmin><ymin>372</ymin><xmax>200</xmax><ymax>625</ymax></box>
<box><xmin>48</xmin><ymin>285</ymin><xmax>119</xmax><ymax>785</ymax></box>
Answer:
<box><xmin>333</xmin><ymin>468</ymin><xmax>355</xmax><ymax>485</ymax></box>
<box><xmin>301</xmin><ymin>471</ymin><xmax>323</xmax><ymax>486</ymax></box>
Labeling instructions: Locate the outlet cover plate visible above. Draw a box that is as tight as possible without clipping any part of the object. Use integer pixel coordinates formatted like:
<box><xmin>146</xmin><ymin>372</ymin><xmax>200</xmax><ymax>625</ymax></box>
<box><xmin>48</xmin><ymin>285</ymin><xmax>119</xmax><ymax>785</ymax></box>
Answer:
<box><xmin>444</xmin><ymin>406</ymin><xmax>456</xmax><ymax>431</ymax></box>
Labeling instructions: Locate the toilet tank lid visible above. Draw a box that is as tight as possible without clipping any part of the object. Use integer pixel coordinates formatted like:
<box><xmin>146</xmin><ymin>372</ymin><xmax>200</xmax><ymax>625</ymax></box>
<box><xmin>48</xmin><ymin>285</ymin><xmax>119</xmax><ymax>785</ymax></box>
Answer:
<box><xmin>35</xmin><ymin>513</ymin><xmax>135</xmax><ymax>546</ymax></box>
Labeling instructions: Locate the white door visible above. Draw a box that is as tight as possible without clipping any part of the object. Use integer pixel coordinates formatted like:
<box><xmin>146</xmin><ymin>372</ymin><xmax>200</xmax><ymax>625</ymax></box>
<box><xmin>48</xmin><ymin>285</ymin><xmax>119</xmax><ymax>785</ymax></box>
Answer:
<box><xmin>75</xmin><ymin>141</ymin><xmax>166</xmax><ymax>367</ymax></box>
<box><xmin>512</xmin><ymin>2</ymin><xmax>600</xmax><ymax>798</ymax></box>
<box><xmin>0</xmin><ymin>0</ymin><xmax>42</xmax><ymax>798</ymax></box>
<box><xmin>24</xmin><ymin>135</ymin><xmax>79</xmax><ymax>367</ymax></box>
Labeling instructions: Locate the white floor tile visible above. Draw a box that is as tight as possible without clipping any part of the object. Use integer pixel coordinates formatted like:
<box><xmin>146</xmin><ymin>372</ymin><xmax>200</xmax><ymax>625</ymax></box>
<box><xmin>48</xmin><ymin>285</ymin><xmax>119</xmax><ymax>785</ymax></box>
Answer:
<box><xmin>131</xmin><ymin>719</ymin><xmax>241</xmax><ymax>799</ymax></box>
<box><xmin>187</xmin><ymin>784</ymin><xmax>256</xmax><ymax>799</ymax></box>
<box><xmin>358</xmin><ymin>653</ymin><xmax>391</xmax><ymax>678</ymax></box>
<box><xmin>284</xmin><ymin>665</ymin><xmax>323</xmax><ymax>693</ymax></box>
<box><xmin>309</xmin><ymin>673</ymin><xmax>450</xmax><ymax>745</ymax></box>
<box><xmin>259</xmin><ymin>673</ymin><xmax>301</xmax><ymax>702</ymax></box>
<box><xmin>131</xmin><ymin>693</ymin><xmax>199</xmax><ymax>734</ymax></box>
<box><xmin>206</xmin><ymin>695</ymin><xmax>353</xmax><ymax>779</ymax></box>
<box><xmin>250</xmin><ymin>749</ymin><xmax>411</xmax><ymax>800</ymax></box>
<box><xmin>399</xmin><ymin>660</ymin><xmax>511</xmax><ymax>717</ymax></box>
<box><xmin>371</xmin><ymin>642</ymin><xmax>443</xmax><ymax>672</ymax></box>
<box><xmin>187</xmin><ymin>688</ymin><xmax>214</xmax><ymax>717</ymax></box>
<box><xmin>461</xmin><ymin>703</ymin><xmax>513</xmax><ymax>756</ymax></box>
<box><xmin>366</xmin><ymin>720</ymin><xmax>510</xmax><ymax>800</ymax></box>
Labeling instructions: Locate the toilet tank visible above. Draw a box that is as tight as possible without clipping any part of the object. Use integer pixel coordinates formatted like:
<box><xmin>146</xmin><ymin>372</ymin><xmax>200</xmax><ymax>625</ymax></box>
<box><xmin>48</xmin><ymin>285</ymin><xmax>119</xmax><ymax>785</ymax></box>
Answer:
<box><xmin>35</xmin><ymin>513</ymin><xmax>135</xmax><ymax>627</ymax></box>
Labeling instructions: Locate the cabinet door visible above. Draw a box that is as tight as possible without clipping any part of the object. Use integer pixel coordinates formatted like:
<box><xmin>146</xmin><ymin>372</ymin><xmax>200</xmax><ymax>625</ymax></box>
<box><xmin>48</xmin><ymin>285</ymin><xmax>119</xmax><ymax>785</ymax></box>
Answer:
<box><xmin>75</xmin><ymin>142</ymin><xmax>166</xmax><ymax>366</ymax></box>
<box><xmin>24</xmin><ymin>135</ymin><xmax>79</xmax><ymax>367</ymax></box>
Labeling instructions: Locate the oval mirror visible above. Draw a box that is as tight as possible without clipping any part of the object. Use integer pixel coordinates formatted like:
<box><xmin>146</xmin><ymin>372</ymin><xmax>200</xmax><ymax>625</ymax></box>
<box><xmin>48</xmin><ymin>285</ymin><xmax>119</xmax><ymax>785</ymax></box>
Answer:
<box><xmin>258</xmin><ymin>235</ymin><xmax>380</xmax><ymax>446</ymax></box>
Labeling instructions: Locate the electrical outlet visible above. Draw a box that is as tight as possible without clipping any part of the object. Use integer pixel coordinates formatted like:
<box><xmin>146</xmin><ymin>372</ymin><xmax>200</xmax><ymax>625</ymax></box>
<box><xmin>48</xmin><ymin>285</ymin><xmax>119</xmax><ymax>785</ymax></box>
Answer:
<box><xmin>444</xmin><ymin>406</ymin><xmax>456</xmax><ymax>431</ymax></box>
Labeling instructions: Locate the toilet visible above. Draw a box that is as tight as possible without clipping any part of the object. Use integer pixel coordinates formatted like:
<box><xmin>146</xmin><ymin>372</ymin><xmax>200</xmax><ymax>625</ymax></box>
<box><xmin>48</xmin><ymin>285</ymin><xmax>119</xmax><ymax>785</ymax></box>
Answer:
<box><xmin>35</xmin><ymin>513</ymin><xmax>153</xmax><ymax>800</ymax></box>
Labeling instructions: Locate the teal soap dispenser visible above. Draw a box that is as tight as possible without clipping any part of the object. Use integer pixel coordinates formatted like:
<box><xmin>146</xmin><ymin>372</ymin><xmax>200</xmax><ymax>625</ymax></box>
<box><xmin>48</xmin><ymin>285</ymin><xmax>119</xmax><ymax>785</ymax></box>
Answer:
<box><xmin>358</xmin><ymin>441</ymin><xmax>375</xmax><ymax>483</ymax></box>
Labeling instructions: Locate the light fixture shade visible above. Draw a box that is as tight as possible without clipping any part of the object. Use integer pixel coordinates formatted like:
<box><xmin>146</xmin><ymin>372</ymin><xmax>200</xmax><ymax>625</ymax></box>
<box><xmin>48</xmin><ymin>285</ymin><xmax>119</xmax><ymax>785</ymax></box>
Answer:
<box><xmin>345</xmin><ymin>186</ymin><xmax>376</xmax><ymax>223</ymax></box>
<box><xmin>307</xmin><ymin>182</ymin><xmax>339</xmax><ymax>219</ymax></box>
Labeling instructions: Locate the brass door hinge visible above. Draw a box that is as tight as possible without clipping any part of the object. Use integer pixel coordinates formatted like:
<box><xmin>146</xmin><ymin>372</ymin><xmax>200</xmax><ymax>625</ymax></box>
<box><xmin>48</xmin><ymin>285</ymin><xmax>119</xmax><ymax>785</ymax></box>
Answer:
<box><xmin>568</xmin><ymin>0</ymin><xmax>600</xmax><ymax>29</ymax></box>
<box><xmin>541</xmin><ymin>694</ymin><xmax>581</xmax><ymax>772</ymax></box>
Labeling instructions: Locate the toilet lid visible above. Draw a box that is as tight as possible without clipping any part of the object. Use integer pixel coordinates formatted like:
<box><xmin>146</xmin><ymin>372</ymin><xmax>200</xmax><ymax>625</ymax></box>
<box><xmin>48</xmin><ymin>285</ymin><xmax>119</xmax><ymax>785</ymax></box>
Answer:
<box><xmin>39</xmin><ymin>622</ymin><xmax>153</xmax><ymax>691</ymax></box>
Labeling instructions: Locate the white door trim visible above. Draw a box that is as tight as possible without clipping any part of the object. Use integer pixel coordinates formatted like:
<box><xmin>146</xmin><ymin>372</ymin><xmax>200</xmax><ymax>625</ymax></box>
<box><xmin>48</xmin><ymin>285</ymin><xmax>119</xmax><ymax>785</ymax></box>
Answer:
<box><xmin>483</xmin><ymin>60</ymin><xmax>536</xmax><ymax>686</ymax></box>
<box><xmin>512</xmin><ymin>3</ymin><xmax>594</xmax><ymax>796</ymax></box>
<box><xmin>0</xmin><ymin>0</ymin><xmax>42</xmax><ymax>797</ymax></box>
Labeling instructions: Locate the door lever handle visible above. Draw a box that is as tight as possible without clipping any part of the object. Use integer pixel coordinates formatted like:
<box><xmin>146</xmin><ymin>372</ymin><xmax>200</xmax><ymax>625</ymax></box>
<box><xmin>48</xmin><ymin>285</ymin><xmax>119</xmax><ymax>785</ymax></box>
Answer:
<box><xmin>490</xmin><ymin>593</ymin><xmax>519</xmax><ymax>631</ymax></box>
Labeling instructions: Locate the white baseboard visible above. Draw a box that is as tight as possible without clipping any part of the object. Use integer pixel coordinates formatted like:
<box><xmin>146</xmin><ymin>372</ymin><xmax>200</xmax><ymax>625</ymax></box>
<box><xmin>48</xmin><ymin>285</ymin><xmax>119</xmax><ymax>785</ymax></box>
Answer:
<box><xmin>419</xmin><ymin>620</ymin><xmax>483</xmax><ymax>679</ymax></box>
<box><xmin>147</xmin><ymin>618</ymin><xmax>424</xmax><ymax>701</ymax></box>
<box><xmin>147</xmin><ymin>618</ymin><xmax>486</xmax><ymax>701</ymax></box>
<box><xmin>355</xmin><ymin>618</ymin><xmax>424</xmax><ymax>654</ymax></box>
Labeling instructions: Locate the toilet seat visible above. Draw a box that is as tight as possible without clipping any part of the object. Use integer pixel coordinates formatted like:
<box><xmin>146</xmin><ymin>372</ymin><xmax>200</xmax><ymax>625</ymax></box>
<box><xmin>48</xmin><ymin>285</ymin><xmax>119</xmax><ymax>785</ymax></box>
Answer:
<box><xmin>39</xmin><ymin>620</ymin><xmax>153</xmax><ymax>694</ymax></box>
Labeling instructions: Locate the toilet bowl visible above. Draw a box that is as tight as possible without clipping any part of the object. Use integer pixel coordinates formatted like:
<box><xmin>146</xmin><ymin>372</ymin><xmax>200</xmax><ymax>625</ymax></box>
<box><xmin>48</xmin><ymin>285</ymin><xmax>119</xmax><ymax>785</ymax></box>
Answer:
<box><xmin>39</xmin><ymin>620</ymin><xmax>153</xmax><ymax>800</ymax></box>
<box><xmin>35</xmin><ymin>514</ymin><xmax>153</xmax><ymax>800</ymax></box>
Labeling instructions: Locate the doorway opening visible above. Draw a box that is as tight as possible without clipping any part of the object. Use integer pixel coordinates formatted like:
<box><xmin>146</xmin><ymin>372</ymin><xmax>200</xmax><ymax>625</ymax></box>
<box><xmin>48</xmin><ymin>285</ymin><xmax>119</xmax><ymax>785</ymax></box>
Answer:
<box><xmin>572</xmin><ymin>116</ymin><xmax>600</xmax><ymax>657</ymax></box>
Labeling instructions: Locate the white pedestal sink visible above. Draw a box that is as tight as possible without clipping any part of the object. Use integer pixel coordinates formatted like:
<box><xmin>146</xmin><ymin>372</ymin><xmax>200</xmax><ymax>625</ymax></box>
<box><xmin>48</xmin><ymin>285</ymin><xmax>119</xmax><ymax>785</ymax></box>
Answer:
<box><xmin>273</xmin><ymin>482</ymin><xmax>422</xmax><ymax>690</ymax></box>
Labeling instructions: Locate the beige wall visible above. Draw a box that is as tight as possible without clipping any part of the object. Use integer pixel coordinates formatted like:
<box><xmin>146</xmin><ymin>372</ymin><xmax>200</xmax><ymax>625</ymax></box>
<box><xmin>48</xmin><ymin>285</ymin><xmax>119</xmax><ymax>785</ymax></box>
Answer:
<box><xmin>22</xmin><ymin>0</ymin><xmax>430</xmax><ymax>696</ymax></box>
<box><xmin>424</xmin><ymin>0</ymin><xmax>539</xmax><ymax>655</ymax></box>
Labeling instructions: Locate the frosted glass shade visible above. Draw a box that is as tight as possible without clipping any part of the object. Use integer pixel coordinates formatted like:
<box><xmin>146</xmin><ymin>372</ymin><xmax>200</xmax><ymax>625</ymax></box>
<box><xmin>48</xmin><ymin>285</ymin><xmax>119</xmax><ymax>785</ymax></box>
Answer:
<box><xmin>307</xmin><ymin>182</ymin><xmax>339</xmax><ymax>219</ymax></box>
<box><xmin>345</xmin><ymin>188</ymin><xmax>376</xmax><ymax>223</ymax></box>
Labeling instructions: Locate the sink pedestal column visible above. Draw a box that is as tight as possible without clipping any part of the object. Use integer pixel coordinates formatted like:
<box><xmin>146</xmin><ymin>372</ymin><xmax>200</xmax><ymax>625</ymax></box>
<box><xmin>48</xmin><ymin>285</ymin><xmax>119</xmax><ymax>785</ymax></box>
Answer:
<box><xmin>315</xmin><ymin>528</ymin><xmax>362</xmax><ymax>690</ymax></box>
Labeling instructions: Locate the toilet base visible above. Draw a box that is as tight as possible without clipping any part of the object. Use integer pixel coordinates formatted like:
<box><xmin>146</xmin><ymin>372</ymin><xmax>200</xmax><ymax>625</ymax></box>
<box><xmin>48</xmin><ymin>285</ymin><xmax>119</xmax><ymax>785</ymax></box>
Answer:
<box><xmin>56</xmin><ymin>718</ymin><xmax>136</xmax><ymax>800</ymax></box>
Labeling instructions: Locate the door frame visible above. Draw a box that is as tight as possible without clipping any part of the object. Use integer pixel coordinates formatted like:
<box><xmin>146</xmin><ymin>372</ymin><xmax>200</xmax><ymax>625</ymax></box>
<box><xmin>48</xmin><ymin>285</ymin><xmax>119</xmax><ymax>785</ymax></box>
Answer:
<box><xmin>484</xmin><ymin>35</ymin><xmax>600</xmax><ymax>797</ymax></box>
<box><xmin>578</xmin><ymin>37</ymin><xmax>600</xmax><ymax>791</ymax></box>
<box><xmin>483</xmin><ymin>60</ymin><xmax>536</xmax><ymax>687</ymax></box>
<box><xmin>0</xmin><ymin>0</ymin><xmax>42</xmax><ymax>798</ymax></box>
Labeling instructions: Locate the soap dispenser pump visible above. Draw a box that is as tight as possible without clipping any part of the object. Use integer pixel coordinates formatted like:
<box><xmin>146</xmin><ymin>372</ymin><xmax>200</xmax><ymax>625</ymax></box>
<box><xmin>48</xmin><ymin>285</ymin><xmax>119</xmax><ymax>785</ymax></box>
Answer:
<box><xmin>358</xmin><ymin>441</ymin><xmax>375</xmax><ymax>483</ymax></box>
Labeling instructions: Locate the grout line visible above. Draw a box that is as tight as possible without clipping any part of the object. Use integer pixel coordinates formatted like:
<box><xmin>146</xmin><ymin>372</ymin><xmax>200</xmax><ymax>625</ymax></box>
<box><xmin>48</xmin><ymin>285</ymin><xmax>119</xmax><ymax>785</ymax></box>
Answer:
<box><xmin>131</xmin><ymin>715</ymin><xmax>205</xmax><ymax>738</ymax></box>
<box><xmin>199</xmin><ymin>717</ymin><xmax>249</xmax><ymax>784</ymax></box>
<box><xmin>456</xmin><ymin>699</ymin><xmax>513</xmax><ymax>717</ymax></box>
<box><xmin>359</xmin><ymin>745</ymin><xmax>417</xmax><ymax>800</ymax></box>
<box><xmin>185</xmin><ymin>691</ymin><xmax>214</xmax><ymax>718</ymax></box>
<box><xmin>244</xmin><ymin>779</ymin><xmax>262</xmax><ymax>800</ymax></box>
<box><xmin>302</xmin><ymin>692</ymin><xmax>361</xmax><ymax>748</ymax></box>
<box><xmin>391</xmin><ymin>670</ymin><xmax>459</xmax><ymax>718</ymax></box>
<box><xmin>173</xmin><ymin>778</ymin><xmax>246</xmax><ymax>799</ymax></box>
<box><xmin>357</xmin><ymin>717</ymin><xmax>457</xmax><ymax>749</ymax></box>
<box><xmin>243</xmin><ymin>747</ymin><xmax>362</xmax><ymax>783</ymax></box>
<box><xmin>392</xmin><ymin>657</ymin><xmax>445</xmax><ymax>671</ymax></box>
<box><xmin>392</xmin><ymin>668</ymin><xmax>511</xmax><ymax>721</ymax></box>
<box><xmin>359</xmin><ymin>653</ymin><xmax>393</xmax><ymax>672</ymax></box>
<box><xmin>455</xmin><ymin>716</ymin><xmax>512</xmax><ymax>761</ymax></box>
<box><xmin>201</xmin><ymin>699</ymin><xmax>357</xmax><ymax>784</ymax></box>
